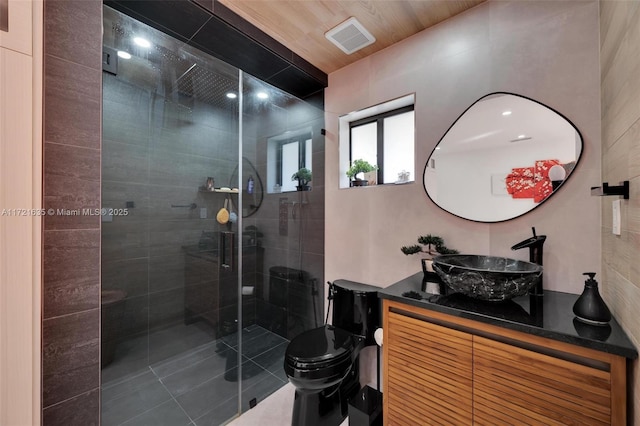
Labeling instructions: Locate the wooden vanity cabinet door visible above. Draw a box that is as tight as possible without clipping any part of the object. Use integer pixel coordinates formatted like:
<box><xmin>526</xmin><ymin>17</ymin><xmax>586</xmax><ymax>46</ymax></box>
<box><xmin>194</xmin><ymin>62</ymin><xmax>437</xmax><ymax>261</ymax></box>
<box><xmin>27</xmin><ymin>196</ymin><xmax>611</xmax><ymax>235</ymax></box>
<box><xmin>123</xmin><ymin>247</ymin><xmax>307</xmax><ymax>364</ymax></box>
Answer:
<box><xmin>383</xmin><ymin>300</ymin><xmax>627</xmax><ymax>425</ymax></box>
<box><xmin>384</xmin><ymin>309</ymin><xmax>473</xmax><ymax>425</ymax></box>
<box><xmin>473</xmin><ymin>335</ymin><xmax>612</xmax><ymax>426</ymax></box>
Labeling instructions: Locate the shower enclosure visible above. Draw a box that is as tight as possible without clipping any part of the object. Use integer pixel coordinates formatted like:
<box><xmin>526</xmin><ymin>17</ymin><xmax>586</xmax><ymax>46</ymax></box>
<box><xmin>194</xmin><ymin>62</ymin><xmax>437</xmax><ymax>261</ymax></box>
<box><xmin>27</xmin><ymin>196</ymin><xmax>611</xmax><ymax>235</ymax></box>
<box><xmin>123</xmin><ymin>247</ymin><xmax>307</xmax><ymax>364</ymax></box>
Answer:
<box><xmin>100</xmin><ymin>6</ymin><xmax>324</xmax><ymax>425</ymax></box>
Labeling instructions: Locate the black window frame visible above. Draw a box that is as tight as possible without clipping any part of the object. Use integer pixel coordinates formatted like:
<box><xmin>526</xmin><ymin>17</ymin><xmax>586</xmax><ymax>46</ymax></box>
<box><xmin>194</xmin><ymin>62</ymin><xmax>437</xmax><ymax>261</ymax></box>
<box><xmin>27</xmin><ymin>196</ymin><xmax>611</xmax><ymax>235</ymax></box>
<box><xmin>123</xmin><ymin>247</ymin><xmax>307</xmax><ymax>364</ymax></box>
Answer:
<box><xmin>275</xmin><ymin>133</ymin><xmax>312</xmax><ymax>186</ymax></box>
<box><xmin>349</xmin><ymin>105</ymin><xmax>414</xmax><ymax>184</ymax></box>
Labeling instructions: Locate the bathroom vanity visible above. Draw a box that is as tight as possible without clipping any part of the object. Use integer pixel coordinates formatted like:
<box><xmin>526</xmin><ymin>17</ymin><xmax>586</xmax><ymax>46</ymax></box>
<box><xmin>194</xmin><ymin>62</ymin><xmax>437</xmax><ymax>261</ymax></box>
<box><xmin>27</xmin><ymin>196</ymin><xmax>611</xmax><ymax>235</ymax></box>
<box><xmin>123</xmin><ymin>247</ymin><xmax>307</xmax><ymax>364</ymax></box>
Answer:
<box><xmin>378</xmin><ymin>273</ymin><xmax>637</xmax><ymax>425</ymax></box>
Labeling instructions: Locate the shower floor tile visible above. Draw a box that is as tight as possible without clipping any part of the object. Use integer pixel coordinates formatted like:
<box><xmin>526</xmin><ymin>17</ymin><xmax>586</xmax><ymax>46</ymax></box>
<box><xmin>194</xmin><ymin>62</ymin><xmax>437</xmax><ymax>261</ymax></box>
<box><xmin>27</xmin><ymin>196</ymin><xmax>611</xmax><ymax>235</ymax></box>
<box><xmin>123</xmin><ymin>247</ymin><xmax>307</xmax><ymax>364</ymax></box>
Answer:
<box><xmin>173</xmin><ymin>367</ymin><xmax>241</xmax><ymax>421</ymax></box>
<box><xmin>242</xmin><ymin>331</ymin><xmax>288</xmax><ymax>359</ymax></box>
<box><xmin>149</xmin><ymin>341</ymin><xmax>222</xmax><ymax>379</ymax></box>
<box><xmin>101</xmin><ymin>325</ymin><xmax>289</xmax><ymax>426</ymax></box>
<box><xmin>156</xmin><ymin>347</ymin><xmax>238</xmax><ymax>397</ymax></box>
<box><xmin>192</xmin><ymin>369</ymin><xmax>287</xmax><ymax>426</ymax></box>
<box><xmin>101</xmin><ymin>334</ymin><xmax>150</xmax><ymax>384</ymax></box>
<box><xmin>220</xmin><ymin>324</ymin><xmax>267</xmax><ymax>348</ymax></box>
<box><xmin>102</xmin><ymin>370</ymin><xmax>159</xmax><ymax>403</ymax></box>
<box><xmin>101</xmin><ymin>375</ymin><xmax>173</xmax><ymax>426</ymax></box>
<box><xmin>120</xmin><ymin>399</ymin><xmax>191</xmax><ymax>426</ymax></box>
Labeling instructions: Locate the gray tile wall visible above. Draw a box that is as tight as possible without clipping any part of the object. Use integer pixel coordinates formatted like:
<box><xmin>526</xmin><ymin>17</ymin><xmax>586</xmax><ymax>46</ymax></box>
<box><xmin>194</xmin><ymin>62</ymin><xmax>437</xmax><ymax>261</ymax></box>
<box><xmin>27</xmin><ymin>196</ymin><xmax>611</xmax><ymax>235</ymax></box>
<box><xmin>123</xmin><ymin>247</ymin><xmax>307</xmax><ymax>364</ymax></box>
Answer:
<box><xmin>42</xmin><ymin>0</ymin><xmax>103</xmax><ymax>424</ymax></box>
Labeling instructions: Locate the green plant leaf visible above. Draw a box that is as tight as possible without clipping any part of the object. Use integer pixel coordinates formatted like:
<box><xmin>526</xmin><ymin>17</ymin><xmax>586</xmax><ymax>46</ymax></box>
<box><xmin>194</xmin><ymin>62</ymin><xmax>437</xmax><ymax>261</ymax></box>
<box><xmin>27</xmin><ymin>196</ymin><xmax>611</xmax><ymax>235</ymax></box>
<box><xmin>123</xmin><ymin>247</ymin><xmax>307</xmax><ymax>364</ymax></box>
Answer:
<box><xmin>346</xmin><ymin>158</ymin><xmax>378</xmax><ymax>179</ymax></box>
<box><xmin>403</xmin><ymin>235</ymin><xmax>457</xmax><ymax>257</ymax></box>
<box><xmin>401</xmin><ymin>245</ymin><xmax>422</xmax><ymax>255</ymax></box>
<box><xmin>291</xmin><ymin>167</ymin><xmax>312</xmax><ymax>182</ymax></box>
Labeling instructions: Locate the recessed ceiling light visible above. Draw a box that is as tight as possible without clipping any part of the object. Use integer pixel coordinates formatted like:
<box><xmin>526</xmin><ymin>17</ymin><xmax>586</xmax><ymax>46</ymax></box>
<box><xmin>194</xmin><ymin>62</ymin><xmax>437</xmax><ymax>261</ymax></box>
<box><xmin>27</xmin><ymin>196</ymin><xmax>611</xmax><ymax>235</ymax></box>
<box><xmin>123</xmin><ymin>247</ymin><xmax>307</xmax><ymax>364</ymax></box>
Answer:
<box><xmin>117</xmin><ymin>51</ymin><xmax>132</xmax><ymax>59</ymax></box>
<box><xmin>518</xmin><ymin>134</ymin><xmax>526</xmax><ymax>139</ymax></box>
<box><xmin>226</xmin><ymin>92</ymin><xmax>237</xmax><ymax>99</ymax></box>
<box><xmin>133</xmin><ymin>37</ymin><xmax>151</xmax><ymax>48</ymax></box>
<box><xmin>502</xmin><ymin>110</ymin><xmax>512</xmax><ymax>116</ymax></box>
<box><xmin>257</xmin><ymin>92</ymin><xmax>268</xmax><ymax>99</ymax></box>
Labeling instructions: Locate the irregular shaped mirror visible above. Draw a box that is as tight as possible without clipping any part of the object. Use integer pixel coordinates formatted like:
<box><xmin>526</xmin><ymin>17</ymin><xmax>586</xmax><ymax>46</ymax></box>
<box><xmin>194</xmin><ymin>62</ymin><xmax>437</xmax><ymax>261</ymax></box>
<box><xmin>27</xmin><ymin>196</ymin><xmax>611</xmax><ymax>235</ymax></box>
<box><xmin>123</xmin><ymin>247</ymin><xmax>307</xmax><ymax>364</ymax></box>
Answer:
<box><xmin>423</xmin><ymin>93</ymin><xmax>583</xmax><ymax>222</ymax></box>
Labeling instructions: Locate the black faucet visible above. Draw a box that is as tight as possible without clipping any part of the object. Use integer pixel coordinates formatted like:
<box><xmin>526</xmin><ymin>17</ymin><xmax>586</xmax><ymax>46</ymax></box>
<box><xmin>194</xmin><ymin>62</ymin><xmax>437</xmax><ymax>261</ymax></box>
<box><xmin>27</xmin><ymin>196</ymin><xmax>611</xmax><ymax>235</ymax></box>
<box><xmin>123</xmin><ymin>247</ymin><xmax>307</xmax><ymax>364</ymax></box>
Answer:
<box><xmin>511</xmin><ymin>227</ymin><xmax>546</xmax><ymax>296</ymax></box>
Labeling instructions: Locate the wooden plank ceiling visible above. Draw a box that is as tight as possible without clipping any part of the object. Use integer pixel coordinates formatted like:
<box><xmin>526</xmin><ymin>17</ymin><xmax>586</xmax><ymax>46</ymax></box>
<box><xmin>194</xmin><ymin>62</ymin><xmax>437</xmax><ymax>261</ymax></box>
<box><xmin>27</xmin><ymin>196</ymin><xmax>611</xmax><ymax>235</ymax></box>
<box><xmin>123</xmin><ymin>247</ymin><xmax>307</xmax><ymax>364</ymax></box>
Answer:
<box><xmin>218</xmin><ymin>0</ymin><xmax>486</xmax><ymax>74</ymax></box>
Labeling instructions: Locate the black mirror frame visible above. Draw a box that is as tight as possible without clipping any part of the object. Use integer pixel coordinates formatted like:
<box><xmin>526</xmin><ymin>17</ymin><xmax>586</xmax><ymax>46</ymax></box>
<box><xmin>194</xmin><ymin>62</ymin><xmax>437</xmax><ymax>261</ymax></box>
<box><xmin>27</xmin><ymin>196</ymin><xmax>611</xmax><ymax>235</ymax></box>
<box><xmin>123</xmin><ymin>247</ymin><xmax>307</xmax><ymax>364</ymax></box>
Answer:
<box><xmin>422</xmin><ymin>92</ymin><xmax>584</xmax><ymax>223</ymax></box>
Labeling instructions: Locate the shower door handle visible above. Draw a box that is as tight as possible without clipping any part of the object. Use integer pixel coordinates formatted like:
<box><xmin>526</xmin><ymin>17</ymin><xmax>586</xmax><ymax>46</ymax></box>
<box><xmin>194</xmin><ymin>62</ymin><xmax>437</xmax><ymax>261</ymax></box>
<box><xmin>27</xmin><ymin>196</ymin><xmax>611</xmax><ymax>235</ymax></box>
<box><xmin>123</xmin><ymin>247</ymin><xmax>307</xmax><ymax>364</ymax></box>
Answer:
<box><xmin>220</xmin><ymin>231</ymin><xmax>234</xmax><ymax>271</ymax></box>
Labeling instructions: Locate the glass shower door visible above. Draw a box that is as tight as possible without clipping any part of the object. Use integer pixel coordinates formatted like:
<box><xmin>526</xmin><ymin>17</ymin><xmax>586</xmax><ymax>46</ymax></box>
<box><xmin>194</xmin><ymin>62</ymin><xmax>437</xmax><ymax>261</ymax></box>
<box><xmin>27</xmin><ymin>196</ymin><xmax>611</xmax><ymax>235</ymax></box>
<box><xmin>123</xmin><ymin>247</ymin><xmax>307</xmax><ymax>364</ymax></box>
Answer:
<box><xmin>101</xmin><ymin>6</ymin><xmax>244</xmax><ymax>425</ymax></box>
<box><xmin>236</xmin><ymin>72</ymin><xmax>325</xmax><ymax>414</ymax></box>
<box><xmin>101</xmin><ymin>6</ymin><xmax>324</xmax><ymax>425</ymax></box>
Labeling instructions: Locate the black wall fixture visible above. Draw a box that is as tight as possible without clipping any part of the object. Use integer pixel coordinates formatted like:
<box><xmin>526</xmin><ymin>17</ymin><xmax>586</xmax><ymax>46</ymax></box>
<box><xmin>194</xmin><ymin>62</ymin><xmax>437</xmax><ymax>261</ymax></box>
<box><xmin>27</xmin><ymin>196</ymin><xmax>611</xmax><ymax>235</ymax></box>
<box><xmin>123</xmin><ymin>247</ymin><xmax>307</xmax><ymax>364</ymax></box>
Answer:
<box><xmin>105</xmin><ymin>0</ymin><xmax>327</xmax><ymax>107</ymax></box>
<box><xmin>590</xmin><ymin>181</ymin><xmax>630</xmax><ymax>199</ymax></box>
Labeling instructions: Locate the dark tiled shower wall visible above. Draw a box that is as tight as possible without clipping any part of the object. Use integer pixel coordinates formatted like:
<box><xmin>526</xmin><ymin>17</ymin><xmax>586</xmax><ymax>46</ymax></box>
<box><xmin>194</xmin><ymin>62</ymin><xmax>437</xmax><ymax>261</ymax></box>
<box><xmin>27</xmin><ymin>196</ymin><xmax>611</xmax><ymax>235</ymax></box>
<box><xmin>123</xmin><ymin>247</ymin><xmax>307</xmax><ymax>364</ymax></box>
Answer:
<box><xmin>101</xmin><ymin>69</ymin><xmax>243</xmax><ymax>367</ymax></box>
<box><xmin>42</xmin><ymin>0</ymin><xmax>103</xmax><ymax>425</ymax></box>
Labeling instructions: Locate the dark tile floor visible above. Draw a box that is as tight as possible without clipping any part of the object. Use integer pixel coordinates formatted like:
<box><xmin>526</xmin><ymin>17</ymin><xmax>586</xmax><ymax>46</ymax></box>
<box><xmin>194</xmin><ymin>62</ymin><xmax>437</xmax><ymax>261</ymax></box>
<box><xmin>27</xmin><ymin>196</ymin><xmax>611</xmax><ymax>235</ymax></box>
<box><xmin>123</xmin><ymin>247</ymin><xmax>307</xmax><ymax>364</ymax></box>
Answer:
<box><xmin>101</xmin><ymin>324</ymin><xmax>289</xmax><ymax>426</ymax></box>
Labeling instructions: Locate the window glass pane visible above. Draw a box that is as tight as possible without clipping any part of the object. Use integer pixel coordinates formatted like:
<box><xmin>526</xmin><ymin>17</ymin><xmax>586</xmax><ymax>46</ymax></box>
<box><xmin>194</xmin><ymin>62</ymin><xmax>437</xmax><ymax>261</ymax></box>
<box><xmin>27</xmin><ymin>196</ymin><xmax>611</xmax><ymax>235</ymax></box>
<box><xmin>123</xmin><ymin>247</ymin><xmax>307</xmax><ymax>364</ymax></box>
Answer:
<box><xmin>281</xmin><ymin>141</ymin><xmax>299</xmax><ymax>192</ymax></box>
<box><xmin>305</xmin><ymin>138</ymin><xmax>312</xmax><ymax>172</ymax></box>
<box><xmin>351</xmin><ymin>122</ymin><xmax>377</xmax><ymax>175</ymax></box>
<box><xmin>383</xmin><ymin>111</ymin><xmax>414</xmax><ymax>183</ymax></box>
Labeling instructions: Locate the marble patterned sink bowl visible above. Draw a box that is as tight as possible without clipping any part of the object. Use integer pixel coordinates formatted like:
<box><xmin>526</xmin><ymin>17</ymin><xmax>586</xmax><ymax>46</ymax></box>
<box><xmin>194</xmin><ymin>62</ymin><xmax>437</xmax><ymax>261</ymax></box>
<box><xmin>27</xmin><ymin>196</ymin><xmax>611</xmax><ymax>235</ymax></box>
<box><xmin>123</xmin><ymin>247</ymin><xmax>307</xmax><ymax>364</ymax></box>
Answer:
<box><xmin>432</xmin><ymin>254</ymin><xmax>543</xmax><ymax>302</ymax></box>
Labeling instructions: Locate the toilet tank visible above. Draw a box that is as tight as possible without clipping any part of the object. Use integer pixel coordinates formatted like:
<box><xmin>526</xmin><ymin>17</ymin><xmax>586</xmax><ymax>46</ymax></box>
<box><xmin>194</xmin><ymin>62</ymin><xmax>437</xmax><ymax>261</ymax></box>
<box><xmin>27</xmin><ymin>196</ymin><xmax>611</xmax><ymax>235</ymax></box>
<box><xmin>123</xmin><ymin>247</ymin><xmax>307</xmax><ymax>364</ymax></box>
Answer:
<box><xmin>331</xmin><ymin>279</ymin><xmax>380</xmax><ymax>346</ymax></box>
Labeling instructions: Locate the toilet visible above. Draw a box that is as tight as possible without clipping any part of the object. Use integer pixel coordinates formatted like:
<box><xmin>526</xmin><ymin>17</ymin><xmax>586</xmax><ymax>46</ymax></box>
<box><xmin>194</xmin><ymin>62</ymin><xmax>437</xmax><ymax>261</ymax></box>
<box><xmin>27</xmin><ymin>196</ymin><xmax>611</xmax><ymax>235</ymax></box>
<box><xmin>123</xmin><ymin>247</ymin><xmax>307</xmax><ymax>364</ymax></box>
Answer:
<box><xmin>284</xmin><ymin>279</ymin><xmax>379</xmax><ymax>426</ymax></box>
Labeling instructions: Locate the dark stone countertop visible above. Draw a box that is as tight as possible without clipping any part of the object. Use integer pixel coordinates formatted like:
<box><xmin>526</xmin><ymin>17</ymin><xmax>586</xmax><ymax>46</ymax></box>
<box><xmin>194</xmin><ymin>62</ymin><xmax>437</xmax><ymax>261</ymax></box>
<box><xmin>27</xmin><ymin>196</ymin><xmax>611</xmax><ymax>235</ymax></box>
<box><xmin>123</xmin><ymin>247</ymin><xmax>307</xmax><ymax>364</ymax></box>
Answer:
<box><xmin>378</xmin><ymin>273</ymin><xmax>638</xmax><ymax>359</ymax></box>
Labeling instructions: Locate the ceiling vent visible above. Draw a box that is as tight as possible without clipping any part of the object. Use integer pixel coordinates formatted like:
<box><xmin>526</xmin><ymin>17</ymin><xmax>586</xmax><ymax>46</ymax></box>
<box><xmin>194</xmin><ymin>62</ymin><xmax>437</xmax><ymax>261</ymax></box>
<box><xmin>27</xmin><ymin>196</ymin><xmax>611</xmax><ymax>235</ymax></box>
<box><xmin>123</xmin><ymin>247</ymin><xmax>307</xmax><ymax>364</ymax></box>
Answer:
<box><xmin>325</xmin><ymin>17</ymin><xmax>375</xmax><ymax>55</ymax></box>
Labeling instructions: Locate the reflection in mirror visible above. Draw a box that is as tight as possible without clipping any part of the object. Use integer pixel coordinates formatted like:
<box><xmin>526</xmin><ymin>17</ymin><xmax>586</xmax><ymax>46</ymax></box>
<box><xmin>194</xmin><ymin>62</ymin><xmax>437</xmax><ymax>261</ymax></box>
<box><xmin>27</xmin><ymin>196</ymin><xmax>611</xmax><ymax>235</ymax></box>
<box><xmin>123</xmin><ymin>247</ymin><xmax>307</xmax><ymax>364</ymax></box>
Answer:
<box><xmin>424</xmin><ymin>93</ymin><xmax>582</xmax><ymax>222</ymax></box>
<box><xmin>230</xmin><ymin>157</ymin><xmax>263</xmax><ymax>217</ymax></box>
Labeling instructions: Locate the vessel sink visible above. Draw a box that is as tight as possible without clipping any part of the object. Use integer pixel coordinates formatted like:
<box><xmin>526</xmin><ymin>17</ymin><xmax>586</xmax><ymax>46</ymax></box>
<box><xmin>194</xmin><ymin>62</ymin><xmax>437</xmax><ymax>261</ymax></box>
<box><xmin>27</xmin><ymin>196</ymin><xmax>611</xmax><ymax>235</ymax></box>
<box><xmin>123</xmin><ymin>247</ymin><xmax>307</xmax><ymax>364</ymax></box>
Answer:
<box><xmin>432</xmin><ymin>254</ymin><xmax>543</xmax><ymax>302</ymax></box>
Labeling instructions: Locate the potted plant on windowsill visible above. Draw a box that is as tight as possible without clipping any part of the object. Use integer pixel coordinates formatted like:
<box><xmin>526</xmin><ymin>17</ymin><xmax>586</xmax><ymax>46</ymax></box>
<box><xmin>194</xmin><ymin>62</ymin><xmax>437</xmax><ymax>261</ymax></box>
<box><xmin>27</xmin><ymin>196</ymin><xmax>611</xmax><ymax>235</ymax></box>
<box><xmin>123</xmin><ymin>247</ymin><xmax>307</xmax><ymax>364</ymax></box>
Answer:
<box><xmin>346</xmin><ymin>159</ymin><xmax>378</xmax><ymax>187</ymax></box>
<box><xmin>291</xmin><ymin>167</ymin><xmax>312</xmax><ymax>191</ymax></box>
<box><xmin>401</xmin><ymin>234</ymin><xmax>459</xmax><ymax>276</ymax></box>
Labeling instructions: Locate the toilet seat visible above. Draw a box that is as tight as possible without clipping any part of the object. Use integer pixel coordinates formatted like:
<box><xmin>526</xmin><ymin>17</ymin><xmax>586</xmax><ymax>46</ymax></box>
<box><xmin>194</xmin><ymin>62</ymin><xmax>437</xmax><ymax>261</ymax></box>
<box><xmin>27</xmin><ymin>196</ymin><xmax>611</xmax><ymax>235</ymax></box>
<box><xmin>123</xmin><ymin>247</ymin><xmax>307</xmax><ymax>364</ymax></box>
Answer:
<box><xmin>286</xmin><ymin>325</ymin><xmax>354</xmax><ymax>366</ymax></box>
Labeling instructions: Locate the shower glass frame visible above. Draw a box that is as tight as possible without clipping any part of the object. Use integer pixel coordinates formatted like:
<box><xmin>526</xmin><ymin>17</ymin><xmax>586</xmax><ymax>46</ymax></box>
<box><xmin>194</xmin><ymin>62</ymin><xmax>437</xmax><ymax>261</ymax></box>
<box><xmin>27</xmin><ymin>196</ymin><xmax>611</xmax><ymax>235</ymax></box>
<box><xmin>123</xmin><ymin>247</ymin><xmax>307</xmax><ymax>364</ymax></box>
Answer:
<box><xmin>101</xmin><ymin>6</ymin><xmax>323</xmax><ymax>424</ymax></box>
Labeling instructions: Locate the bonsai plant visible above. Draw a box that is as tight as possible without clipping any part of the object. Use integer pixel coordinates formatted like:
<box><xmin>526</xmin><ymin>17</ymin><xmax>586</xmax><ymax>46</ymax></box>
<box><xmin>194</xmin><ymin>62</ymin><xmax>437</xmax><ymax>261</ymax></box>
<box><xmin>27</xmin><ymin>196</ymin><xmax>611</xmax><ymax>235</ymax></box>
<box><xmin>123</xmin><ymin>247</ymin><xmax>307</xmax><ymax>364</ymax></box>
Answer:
<box><xmin>291</xmin><ymin>167</ymin><xmax>312</xmax><ymax>191</ymax></box>
<box><xmin>401</xmin><ymin>234</ymin><xmax>458</xmax><ymax>273</ymax></box>
<box><xmin>346</xmin><ymin>159</ymin><xmax>378</xmax><ymax>186</ymax></box>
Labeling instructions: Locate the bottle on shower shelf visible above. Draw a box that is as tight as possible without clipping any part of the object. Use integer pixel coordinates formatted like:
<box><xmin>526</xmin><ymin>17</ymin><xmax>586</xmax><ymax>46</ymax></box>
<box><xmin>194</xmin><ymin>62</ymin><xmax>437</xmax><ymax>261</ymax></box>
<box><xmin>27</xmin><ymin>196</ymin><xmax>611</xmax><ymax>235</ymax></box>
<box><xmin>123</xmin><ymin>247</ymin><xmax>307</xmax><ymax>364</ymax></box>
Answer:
<box><xmin>247</xmin><ymin>175</ymin><xmax>254</xmax><ymax>194</ymax></box>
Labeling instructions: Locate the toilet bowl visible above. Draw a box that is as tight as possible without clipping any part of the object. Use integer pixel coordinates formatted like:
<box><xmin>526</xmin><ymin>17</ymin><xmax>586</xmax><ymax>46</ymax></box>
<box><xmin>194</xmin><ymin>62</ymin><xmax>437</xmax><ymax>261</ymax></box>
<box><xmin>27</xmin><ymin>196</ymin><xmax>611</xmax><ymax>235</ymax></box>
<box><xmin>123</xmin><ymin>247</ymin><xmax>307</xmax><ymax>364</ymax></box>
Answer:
<box><xmin>285</xmin><ymin>325</ymin><xmax>363</xmax><ymax>390</ymax></box>
<box><xmin>284</xmin><ymin>280</ymin><xmax>379</xmax><ymax>426</ymax></box>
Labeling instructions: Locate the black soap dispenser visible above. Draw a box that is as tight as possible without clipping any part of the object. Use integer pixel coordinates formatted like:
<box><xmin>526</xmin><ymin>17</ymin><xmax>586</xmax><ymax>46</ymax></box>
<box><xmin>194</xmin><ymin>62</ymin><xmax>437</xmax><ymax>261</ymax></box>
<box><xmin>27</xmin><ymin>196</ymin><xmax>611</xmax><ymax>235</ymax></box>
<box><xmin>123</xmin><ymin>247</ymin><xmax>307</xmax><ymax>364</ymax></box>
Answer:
<box><xmin>572</xmin><ymin>273</ymin><xmax>611</xmax><ymax>325</ymax></box>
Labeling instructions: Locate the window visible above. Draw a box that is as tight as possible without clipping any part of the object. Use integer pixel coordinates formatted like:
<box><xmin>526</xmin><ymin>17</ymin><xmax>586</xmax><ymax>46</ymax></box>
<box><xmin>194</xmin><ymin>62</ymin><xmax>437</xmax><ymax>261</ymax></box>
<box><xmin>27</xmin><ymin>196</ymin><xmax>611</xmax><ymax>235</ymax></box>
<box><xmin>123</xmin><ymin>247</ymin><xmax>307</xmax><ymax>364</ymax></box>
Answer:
<box><xmin>339</xmin><ymin>94</ymin><xmax>415</xmax><ymax>188</ymax></box>
<box><xmin>349</xmin><ymin>106</ymin><xmax>414</xmax><ymax>184</ymax></box>
<box><xmin>267</xmin><ymin>128</ymin><xmax>312</xmax><ymax>193</ymax></box>
<box><xmin>277</xmin><ymin>135</ymin><xmax>312</xmax><ymax>192</ymax></box>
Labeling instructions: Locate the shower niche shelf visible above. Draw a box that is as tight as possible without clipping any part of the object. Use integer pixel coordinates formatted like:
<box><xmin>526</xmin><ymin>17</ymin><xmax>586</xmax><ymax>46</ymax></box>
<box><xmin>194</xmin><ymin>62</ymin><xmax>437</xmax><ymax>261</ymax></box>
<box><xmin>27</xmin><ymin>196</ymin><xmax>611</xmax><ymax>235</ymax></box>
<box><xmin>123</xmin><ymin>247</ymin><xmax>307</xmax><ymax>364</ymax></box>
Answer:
<box><xmin>199</xmin><ymin>188</ymin><xmax>239</xmax><ymax>194</ymax></box>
